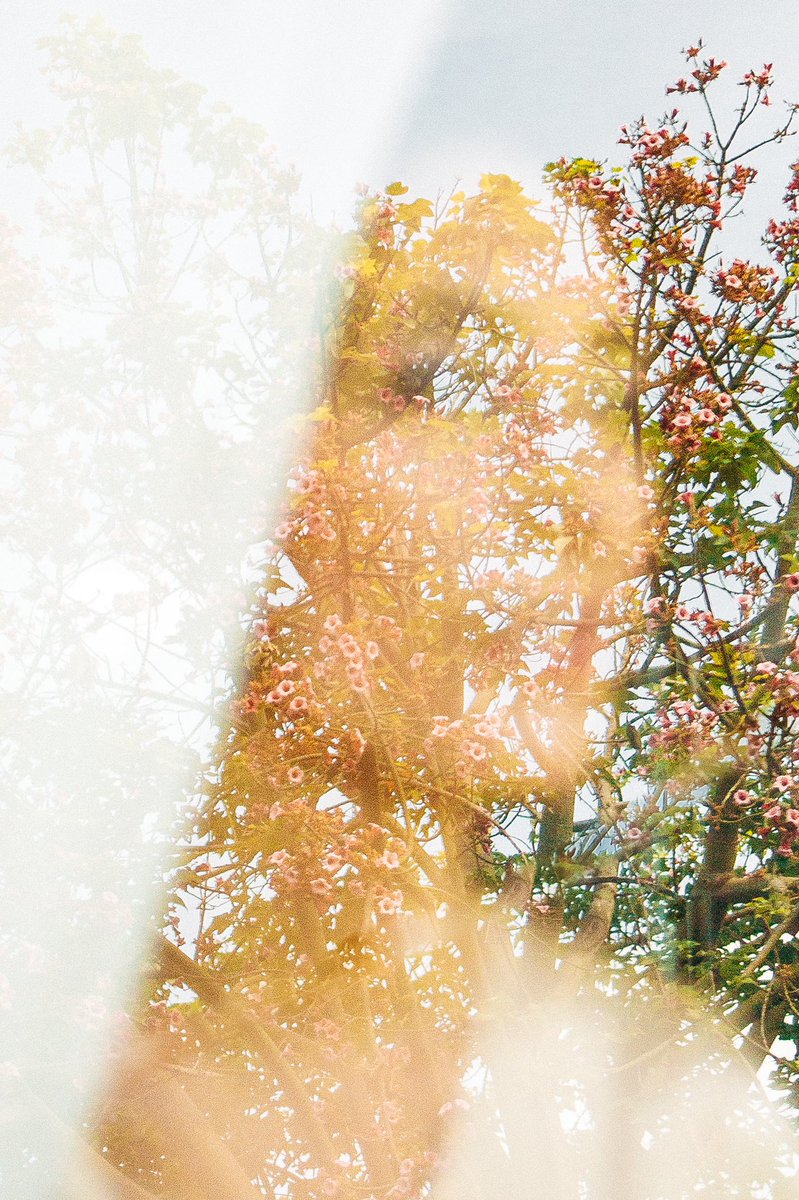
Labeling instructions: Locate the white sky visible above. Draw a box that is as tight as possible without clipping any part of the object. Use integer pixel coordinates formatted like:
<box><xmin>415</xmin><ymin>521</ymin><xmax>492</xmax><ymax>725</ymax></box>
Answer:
<box><xmin>3</xmin><ymin>2</ymin><xmax>799</xmax><ymax>235</ymax></box>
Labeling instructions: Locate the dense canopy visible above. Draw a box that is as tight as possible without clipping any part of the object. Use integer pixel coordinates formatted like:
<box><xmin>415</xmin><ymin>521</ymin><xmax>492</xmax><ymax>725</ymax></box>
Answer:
<box><xmin>136</xmin><ymin>46</ymin><xmax>799</xmax><ymax>1199</ymax></box>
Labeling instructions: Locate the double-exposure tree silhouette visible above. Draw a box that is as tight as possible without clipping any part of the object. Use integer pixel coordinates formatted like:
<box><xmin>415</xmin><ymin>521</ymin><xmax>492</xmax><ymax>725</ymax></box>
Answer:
<box><xmin>5</xmin><ymin>25</ymin><xmax>799</xmax><ymax>1200</ymax></box>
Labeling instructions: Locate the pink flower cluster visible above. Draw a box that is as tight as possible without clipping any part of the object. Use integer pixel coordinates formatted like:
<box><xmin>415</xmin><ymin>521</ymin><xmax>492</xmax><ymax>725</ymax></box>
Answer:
<box><xmin>265</xmin><ymin>660</ymin><xmax>314</xmax><ymax>721</ymax></box>
<box><xmin>363</xmin><ymin>192</ymin><xmax>398</xmax><ymax>248</ymax></box>
<box><xmin>374</xmin><ymin>886</ymin><xmax>404</xmax><ymax>916</ymax></box>
<box><xmin>759</xmin><ymin>796</ymin><xmax>799</xmax><ymax>857</ymax></box>
<box><xmin>379</xmin><ymin>386</ymin><xmax>410</xmax><ymax>413</ymax></box>
<box><xmin>573</xmin><ymin>173</ymin><xmax>625</xmax><ymax>209</ymax></box>
<box><xmin>765</xmin><ymin>214</ymin><xmax>799</xmax><ymax>263</ymax></box>
<box><xmin>268</xmin><ymin>828</ymin><xmax>356</xmax><ymax>896</ymax></box>
<box><xmin>749</xmin><ymin>660</ymin><xmax>799</xmax><ymax>720</ymax></box>
<box><xmin>493</xmin><ymin>382</ymin><xmax>523</xmax><ymax>405</ymax></box>
<box><xmin>316</xmin><ymin>614</ymin><xmax>383</xmax><ymax>695</ymax></box>
<box><xmin>502</xmin><ymin>413</ymin><xmax>554</xmax><ymax>463</ymax></box>
<box><xmin>650</xmin><ymin>699</ymin><xmax>719</xmax><ymax>758</ymax></box>
<box><xmin>713</xmin><ymin>260</ymin><xmax>776</xmax><ymax>306</ymax></box>
<box><xmin>274</xmin><ymin>465</ymin><xmax>337</xmax><ymax>544</ymax></box>
<box><xmin>425</xmin><ymin>710</ymin><xmax>508</xmax><ymax>778</ymax></box>
<box><xmin>619</xmin><ymin>121</ymin><xmax>689</xmax><ymax>166</ymax></box>
<box><xmin>667</xmin><ymin>53</ymin><xmax>732</xmax><ymax>95</ymax></box>
<box><xmin>644</xmin><ymin>596</ymin><xmax>723</xmax><ymax>638</ymax></box>
<box><xmin>662</xmin><ymin>383</ymin><xmax>732</xmax><ymax>452</ymax></box>
<box><xmin>742</xmin><ymin>63</ymin><xmax>774</xmax><ymax>90</ymax></box>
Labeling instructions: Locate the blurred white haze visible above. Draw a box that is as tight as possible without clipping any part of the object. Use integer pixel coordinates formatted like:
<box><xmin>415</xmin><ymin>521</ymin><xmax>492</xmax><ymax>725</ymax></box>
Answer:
<box><xmin>2</xmin><ymin>2</ymin><xmax>799</xmax><ymax>1195</ymax></box>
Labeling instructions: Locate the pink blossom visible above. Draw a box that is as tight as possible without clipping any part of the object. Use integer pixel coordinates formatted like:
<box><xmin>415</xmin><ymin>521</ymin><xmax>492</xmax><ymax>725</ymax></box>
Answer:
<box><xmin>287</xmin><ymin>766</ymin><xmax>305</xmax><ymax>785</ymax></box>
<box><xmin>338</xmin><ymin>633</ymin><xmax>360</xmax><ymax>657</ymax></box>
<box><xmin>463</xmin><ymin>740</ymin><xmax>487</xmax><ymax>763</ymax></box>
<box><xmin>375</xmin><ymin>886</ymin><xmax>403</xmax><ymax>915</ymax></box>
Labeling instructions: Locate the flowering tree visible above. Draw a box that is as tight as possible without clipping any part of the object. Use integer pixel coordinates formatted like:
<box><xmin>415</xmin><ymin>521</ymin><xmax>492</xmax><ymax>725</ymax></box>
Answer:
<box><xmin>84</xmin><ymin>45</ymin><xmax>799</xmax><ymax>1200</ymax></box>
<box><xmin>8</xmin><ymin>31</ymin><xmax>799</xmax><ymax>1200</ymax></box>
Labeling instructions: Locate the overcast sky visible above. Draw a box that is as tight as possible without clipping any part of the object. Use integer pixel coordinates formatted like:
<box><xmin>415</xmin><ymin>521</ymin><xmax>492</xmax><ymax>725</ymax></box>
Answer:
<box><xmin>3</xmin><ymin>1</ymin><xmax>799</xmax><ymax>244</ymax></box>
